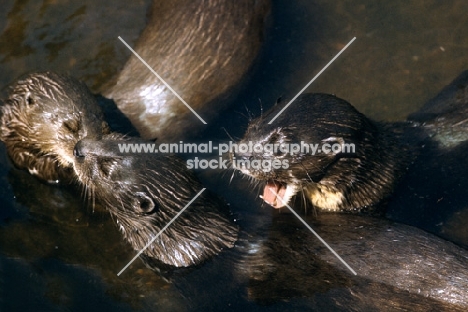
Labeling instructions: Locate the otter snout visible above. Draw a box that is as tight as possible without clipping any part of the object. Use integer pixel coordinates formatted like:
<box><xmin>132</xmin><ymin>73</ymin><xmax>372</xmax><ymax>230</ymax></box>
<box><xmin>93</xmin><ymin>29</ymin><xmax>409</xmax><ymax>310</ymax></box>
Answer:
<box><xmin>73</xmin><ymin>139</ymin><xmax>97</xmax><ymax>162</ymax></box>
<box><xmin>73</xmin><ymin>141</ymin><xmax>86</xmax><ymax>159</ymax></box>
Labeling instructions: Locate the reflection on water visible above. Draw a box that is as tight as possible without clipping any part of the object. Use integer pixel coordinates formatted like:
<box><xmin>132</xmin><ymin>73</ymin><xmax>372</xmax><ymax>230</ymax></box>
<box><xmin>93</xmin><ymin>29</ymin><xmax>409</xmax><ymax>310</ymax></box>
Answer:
<box><xmin>1</xmin><ymin>0</ymin><xmax>468</xmax><ymax>310</ymax></box>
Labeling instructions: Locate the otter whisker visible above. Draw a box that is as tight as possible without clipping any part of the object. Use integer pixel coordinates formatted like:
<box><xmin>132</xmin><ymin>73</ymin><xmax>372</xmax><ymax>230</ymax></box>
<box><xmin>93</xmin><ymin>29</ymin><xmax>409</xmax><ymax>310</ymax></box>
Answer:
<box><xmin>299</xmin><ymin>160</ymin><xmax>316</xmax><ymax>184</ymax></box>
<box><xmin>236</xmin><ymin>109</ymin><xmax>251</xmax><ymax>122</ymax></box>
<box><xmin>229</xmin><ymin>170</ymin><xmax>236</xmax><ymax>184</ymax></box>
<box><xmin>222</xmin><ymin>127</ymin><xmax>235</xmax><ymax>141</ymax></box>
<box><xmin>258</xmin><ymin>98</ymin><xmax>264</xmax><ymax>120</ymax></box>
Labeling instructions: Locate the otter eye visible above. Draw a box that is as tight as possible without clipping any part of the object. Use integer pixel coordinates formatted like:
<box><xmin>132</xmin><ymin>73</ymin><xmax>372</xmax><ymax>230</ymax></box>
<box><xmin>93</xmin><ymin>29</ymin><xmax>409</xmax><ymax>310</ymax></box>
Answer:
<box><xmin>274</xmin><ymin>147</ymin><xmax>286</xmax><ymax>157</ymax></box>
<box><xmin>267</xmin><ymin>133</ymin><xmax>280</xmax><ymax>144</ymax></box>
<box><xmin>321</xmin><ymin>136</ymin><xmax>346</xmax><ymax>155</ymax></box>
<box><xmin>63</xmin><ymin>119</ymin><xmax>80</xmax><ymax>133</ymax></box>
<box><xmin>135</xmin><ymin>192</ymin><xmax>158</xmax><ymax>214</ymax></box>
<box><xmin>26</xmin><ymin>95</ymin><xmax>35</xmax><ymax>105</ymax></box>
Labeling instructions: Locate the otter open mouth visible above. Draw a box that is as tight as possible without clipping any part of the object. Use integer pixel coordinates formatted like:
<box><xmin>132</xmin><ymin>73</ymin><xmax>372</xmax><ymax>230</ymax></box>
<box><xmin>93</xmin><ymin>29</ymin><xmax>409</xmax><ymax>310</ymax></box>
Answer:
<box><xmin>261</xmin><ymin>180</ymin><xmax>286</xmax><ymax>208</ymax></box>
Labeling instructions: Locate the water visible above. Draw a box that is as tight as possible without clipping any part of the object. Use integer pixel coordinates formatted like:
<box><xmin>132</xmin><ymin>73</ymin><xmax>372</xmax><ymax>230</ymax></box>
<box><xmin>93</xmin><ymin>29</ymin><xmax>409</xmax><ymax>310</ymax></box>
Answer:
<box><xmin>1</xmin><ymin>0</ymin><xmax>468</xmax><ymax>310</ymax></box>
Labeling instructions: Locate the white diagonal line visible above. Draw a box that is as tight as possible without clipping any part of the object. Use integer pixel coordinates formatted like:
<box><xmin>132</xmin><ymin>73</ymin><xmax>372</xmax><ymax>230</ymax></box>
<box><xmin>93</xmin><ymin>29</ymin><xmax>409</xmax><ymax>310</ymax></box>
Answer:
<box><xmin>117</xmin><ymin>188</ymin><xmax>206</xmax><ymax>276</ymax></box>
<box><xmin>268</xmin><ymin>37</ymin><xmax>356</xmax><ymax>124</ymax></box>
<box><xmin>117</xmin><ymin>36</ymin><xmax>207</xmax><ymax>124</ymax></box>
<box><xmin>270</xmin><ymin>191</ymin><xmax>357</xmax><ymax>275</ymax></box>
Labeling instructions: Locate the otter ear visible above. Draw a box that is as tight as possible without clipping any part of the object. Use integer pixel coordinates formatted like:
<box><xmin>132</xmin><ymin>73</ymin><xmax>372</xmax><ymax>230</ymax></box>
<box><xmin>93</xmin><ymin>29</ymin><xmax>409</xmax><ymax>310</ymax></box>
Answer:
<box><xmin>134</xmin><ymin>192</ymin><xmax>158</xmax><ymax>214</ymax></box>
<box><xmin>275</xmin><ymin>96</ymin><xmax>283</xmax><ymax>105</ymax></box>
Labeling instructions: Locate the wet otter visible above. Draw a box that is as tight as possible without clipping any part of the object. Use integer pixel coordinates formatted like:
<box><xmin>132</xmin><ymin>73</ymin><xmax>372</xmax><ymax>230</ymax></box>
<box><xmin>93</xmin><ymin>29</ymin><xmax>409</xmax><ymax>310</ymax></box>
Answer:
<box><xmin>103</xmin><ymin>0</ymin><xmax>270</xmax><ymax>141</ymax></box>
<box><xmin>407</xmin><ymin>70</ymin><xmax>468</xmax><ymax>147</ymax></box>
<box><xmin>72</xmin><ymin>133</ymin><xmax>238</xmax><ymax>268</ymax></box>
<box><xmin>232</xmin><ymin>92</ymin><xmax>421</xmax><ymax>211</ymax></box>
<box><xmin>236</xmin><ymin>212</ymin><xmax>468</xmax><ymax>310</ymax></box>
<box><xmin>233</xmin><ymin>71</ymin><xmax>468</xmax><ymax>215</ymax></box>
<box><xmin>0</xmin><ymin>72</ymin><xmax>109</xmax><ymax>183</ymax></box>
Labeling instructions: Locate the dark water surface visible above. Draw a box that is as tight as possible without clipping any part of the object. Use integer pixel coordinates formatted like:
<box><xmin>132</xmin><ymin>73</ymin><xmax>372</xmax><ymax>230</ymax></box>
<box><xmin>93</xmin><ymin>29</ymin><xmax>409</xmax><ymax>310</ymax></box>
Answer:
<box><xmin>1</xmin><ymin>0</ymin><xmax>468</xmax><ymax>310</ymax></box>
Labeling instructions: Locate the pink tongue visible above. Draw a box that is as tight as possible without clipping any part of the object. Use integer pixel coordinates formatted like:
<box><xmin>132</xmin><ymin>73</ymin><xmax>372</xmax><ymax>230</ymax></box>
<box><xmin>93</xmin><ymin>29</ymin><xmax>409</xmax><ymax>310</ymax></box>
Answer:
<box><xmin>263</xmin><ymin>181</ymin><xmax>287</xmax><ymax>208</ymax></box>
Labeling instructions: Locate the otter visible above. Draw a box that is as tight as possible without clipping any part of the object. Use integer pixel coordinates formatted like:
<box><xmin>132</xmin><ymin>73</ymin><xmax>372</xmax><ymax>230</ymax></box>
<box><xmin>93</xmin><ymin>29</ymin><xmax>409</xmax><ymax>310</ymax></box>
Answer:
<box><xmin>103</xmin><ymin>0</ymin><xmax>270</xmax><ymax>141</ymax></box>
<box><xmin>235</xmin><ymin>212</ymin><xmax>468</xmax><ymax>310</ymax></box>
<box><xmin>0</xmin><ymin>72</ymin><xmax>110</xmax><ymax>183</ymax></box>
<box><xmin>231</xmin><ymin>92</ymin><xmax>423</xmax><ymax>212</ymax></box>
<box><xmin>0</xmin><ymin>71</ymin><xmax>236</xmax><ymax>268</ymax></box>
<box><xmin>232</xmin><ymin>70</ymin><xmax>468</xmax><ymax>215</ymax></box>
<box><xmin>72</xmin><ymin>133</ymin><xmax>238</xmax><ymax>268</ymax></box>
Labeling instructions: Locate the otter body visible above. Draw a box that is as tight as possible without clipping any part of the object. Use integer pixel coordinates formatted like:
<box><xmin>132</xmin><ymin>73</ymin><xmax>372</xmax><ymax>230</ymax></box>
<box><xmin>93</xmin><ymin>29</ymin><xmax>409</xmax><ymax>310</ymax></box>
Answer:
<box><xmin>73</xmin><ymin>133</ymin><xmax>238</xmax><ymax>268</ymax></box>
<box><xmin>0</xmin><ymin>72</ymin><xmax>109</xmax><ymax>183</ymax></box>
<box><xmin>232</xmin><ymin>212</ymin><xmax>468</xmax><ymax>310</ymax></box>
<box><xmin>407</xmin><ymin>70</ymin><xmax>468</xmax><ymax>148</ymax></box>
<box><xmin>103</xmin><ymin>0</ymin><xmax>270</xmax><ymax>141</ymax></box>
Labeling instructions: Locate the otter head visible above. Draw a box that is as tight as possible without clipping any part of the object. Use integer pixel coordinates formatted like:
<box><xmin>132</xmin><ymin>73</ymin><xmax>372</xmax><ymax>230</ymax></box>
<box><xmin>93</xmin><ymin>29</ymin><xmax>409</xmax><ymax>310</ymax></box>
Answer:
<box><xmin>0</xmin><ymin>72</ymin><xmax>109</xmax><ymax>183</ymax></box>
<box><xmin>73</xmin><ymin>133</ymin><xmax>238</xmax><ymax>268</ymax></box>
<box><xmin>232</xmin><ymin>93</ymin><xmax>403</xmax><ymax>212</ymax></box>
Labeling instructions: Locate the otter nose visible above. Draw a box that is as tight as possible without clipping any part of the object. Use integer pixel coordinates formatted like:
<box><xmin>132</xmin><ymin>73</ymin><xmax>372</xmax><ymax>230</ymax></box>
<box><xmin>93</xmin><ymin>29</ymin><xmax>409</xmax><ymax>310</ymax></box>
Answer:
<box><xmin>73</xmin><ymin>140</ymin><xmax>86</xmax><ymax>159</ymax></box>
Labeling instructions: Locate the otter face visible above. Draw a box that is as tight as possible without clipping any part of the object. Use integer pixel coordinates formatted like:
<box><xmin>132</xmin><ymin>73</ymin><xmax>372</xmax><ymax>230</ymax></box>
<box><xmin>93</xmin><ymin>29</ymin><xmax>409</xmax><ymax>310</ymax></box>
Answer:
<box><xmin>73</xmin><ymin>133</ymin><xmax>238</xmax><ymax>268</ymax></box>
<box><xmin>232</xmin><ymin>93</ymin><xmax>384</xmax><ymax>211</ymax></box>
<box><xmin>0</xmin><ymin>72</ymin><xmax>109</xmax><ymax>183</ymax></box>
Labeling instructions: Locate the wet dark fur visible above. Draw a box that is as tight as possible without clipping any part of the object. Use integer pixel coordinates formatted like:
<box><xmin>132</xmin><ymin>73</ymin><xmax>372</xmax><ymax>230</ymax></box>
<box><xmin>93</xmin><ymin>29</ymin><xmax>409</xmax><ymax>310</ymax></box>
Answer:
<box><xmin>103</xmin><ymin>0</ymin><xmax>270</xmax><ymax>141</ymax></box>
<box><xmin>73</xmin><ymin>133</ymin><xmax>238</xmax><ymax>268</ymax></box>
<box><xmin>233</xmin><ymin>93</ymin><xmax>423</xmax><ymax>212</ymax></box>
<box><xmin>236</xmin><ymin>212</ymin><xmax>468</xmax><ymax>310</ymax></box>
<box><xmin>407</xmin><ymin>70</ymin><xmax>468</xmax><ymax>147</ymax></box>
<box><xmin>0</xmin><ymin>72</ymin><xmax>109</xmax><ymax>183</ymax></box>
